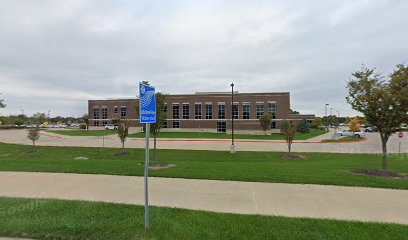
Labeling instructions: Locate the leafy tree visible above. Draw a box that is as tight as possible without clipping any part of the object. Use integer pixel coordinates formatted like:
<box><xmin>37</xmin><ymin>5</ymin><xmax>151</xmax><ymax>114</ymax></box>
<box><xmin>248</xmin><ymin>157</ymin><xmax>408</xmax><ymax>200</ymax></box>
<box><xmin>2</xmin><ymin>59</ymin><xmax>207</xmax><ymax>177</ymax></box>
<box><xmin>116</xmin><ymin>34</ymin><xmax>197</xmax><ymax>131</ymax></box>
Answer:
<box><xmin>297</xmin><ymin>119</ymin><xmax>310</xmax><ymax>133</ymax></box>
<box><xmin>346</xmin><ymin>64</ymin><xmax>408</xmax><ymax>171</ymax></box>
<box><xmin>348</xmin><ymin>118</ymin><xmax>361</xmax><ymax>132</ymax></box>
<box><xmin>281</xmin><ymin>120</ymin><xmax>297</xmax><ymax>152</ymax></box>
<box><xmin>290</xmin><ymin>109</ymin><xmax>299</xmax><ymax>114</ymax></box>
<box><xmin>27</xmin><ymin>126</ymin><xmax>40</xmax><ymax>146</ymax></box>
<box><xmin>117</xmin><ymin>118</ymin><xmax>130</xmax><ymax>148</ymax></box>
<box><xmin>259</xmin><ymin>113</ymin><xmax>272</xmax><ymax>135</ymax></box>
<box><xmin>310</xmin><ymin>117</ymin><xmax>322</xmax><ymax>129</ymax></box>
<box><xmin>81</xmin><ymin>114</ymin><xmax>89</xmax><ymax>130</ymax></box>
<box><xmin>0</xmin><ymin>98</ymin><xmax>5</xmax><ymax>108</ymax></box>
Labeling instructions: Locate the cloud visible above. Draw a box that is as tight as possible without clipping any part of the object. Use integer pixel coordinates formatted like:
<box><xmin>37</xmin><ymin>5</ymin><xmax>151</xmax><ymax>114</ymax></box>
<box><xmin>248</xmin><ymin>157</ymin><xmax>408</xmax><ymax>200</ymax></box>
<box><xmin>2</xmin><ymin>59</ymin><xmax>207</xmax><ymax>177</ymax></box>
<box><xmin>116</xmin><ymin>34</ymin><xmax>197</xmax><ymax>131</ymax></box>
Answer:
<box><xmin>0</xmin><ymin>0</ymin><xmax>407</xmax><ymax>117</ymax></box>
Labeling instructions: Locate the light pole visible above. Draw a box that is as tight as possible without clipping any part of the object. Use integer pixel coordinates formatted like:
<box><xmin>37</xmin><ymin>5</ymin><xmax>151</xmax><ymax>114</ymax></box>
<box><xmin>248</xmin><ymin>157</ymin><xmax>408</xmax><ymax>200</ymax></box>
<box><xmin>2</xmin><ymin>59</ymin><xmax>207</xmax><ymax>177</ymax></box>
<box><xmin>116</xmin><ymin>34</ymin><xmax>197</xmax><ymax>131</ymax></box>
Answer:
<box><xmin>230</xmin><ymin>83</ymin><xmax>235</xmax><ymax>153</ymax></box>
<box><xmin>325</xmin><ymin>103</ymin><xmax>329</xmax><ymax>131</ymax></box>
<box><xmin>330</xmin><ymin>107</ymin><xmax>333</xmax><ymax>127</ymax></box>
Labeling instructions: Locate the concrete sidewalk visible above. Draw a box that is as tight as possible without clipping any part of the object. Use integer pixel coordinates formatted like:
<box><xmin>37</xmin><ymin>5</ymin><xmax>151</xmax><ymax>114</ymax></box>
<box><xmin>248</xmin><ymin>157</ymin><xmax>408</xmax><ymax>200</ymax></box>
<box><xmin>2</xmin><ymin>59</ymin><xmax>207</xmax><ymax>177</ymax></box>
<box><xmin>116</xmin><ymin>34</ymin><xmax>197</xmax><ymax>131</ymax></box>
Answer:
<box><xmin>0</xmin><ymin>171</ymin><xmax>407</xmax><ymax>225</ymax></box>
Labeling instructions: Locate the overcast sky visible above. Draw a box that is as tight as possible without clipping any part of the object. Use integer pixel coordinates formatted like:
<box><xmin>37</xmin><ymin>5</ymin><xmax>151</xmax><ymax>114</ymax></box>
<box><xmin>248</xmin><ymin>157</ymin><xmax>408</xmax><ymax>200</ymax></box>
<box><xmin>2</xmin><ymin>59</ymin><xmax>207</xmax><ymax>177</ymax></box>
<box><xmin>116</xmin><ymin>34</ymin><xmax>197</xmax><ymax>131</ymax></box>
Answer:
<box><xmin>0</xmin><ymin>0</ymin><xmax>407</xmax><ymax>117</ymax></box>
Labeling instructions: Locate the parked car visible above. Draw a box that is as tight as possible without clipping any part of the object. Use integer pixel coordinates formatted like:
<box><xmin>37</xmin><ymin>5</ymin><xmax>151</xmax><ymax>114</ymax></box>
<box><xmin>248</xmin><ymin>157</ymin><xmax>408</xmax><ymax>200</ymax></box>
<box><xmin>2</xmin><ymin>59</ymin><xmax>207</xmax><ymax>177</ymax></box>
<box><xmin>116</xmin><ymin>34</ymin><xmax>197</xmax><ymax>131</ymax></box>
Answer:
<box><xmin>336</xmin><ymin>129</ymin><xmax>366</xmax><ymax>138</ymax></box>
<box><xmin>363</xmin><ymin>127</ymin><xmax>373</xmax><ymax>132</ymax></box>
<box><xmin>105</xmin><ymin>124</ymin><xmax>117</xmax><ymax>130</ymax></box>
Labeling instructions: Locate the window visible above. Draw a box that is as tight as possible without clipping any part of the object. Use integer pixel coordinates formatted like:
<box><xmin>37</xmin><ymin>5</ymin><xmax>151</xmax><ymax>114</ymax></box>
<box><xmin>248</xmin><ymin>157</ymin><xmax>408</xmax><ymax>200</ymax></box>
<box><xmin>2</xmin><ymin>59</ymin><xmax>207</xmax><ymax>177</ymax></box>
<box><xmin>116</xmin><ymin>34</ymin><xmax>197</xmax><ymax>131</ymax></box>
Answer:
<box><xmin>268</xmin><ymin>102</ymin><xmax>276</xmax><ymax>119</ymax></box>
<box><xmin>94</xmin><ymin>120</ymin><xmax>99</xmax><ymax>126</ymax></box>
<box><xmin>232</xmin><ymin>104</ymin><xmax>239</xmax><ymax>119</ymax></box>
<box><xmin>205</xmin><ymin>104</ymin><xmax>212</xmax><ymax>119</ymax></box>
<box><xmin>120</xmin><ymin>106</ymin><xmax>127</xmax><ymax>117</ymax></box>
<box><xmin>172</xmin><ymin>104</ymin><xmax>179</xmax><ymax>119</ymax></box>
<box><xmin>271</xmin><ymin>121</ymin><xmax>276</xmax><ymax>129</ymax></box>
<box><xmin>163</xmin><ymin>121</ymin><xmax>168</xmax><ymax>128</ymax></box>
<box><xmin>256</xmin><ymin>103</ymin><xmax>264</xmax><ymax>119</ymax></box>
<box><xmin>217</xmin><ymin>121</ymin><xmax>226</xmax><ymax>133</ymax></box>
<box><xmin>102</xmin><ymin>120</ymin><xmax>108</xmax><ymax>126</ymax></box>
<box><xmin>164</xmin><ymin>103</ymin><xmax>167</xmax><ymax>113</ymax></box>
<box><xmin>93</xmin><ymin>108</ymin><xmax>99</xmax><ymax>119</ymax></box>
<box><xmin>114</xmin><ymin>106</ymin><xmax>118</xmax><ymax>114</ymax></box>
<box><xmin>195</xmin><ymin>103</ymin><xmax>202</xmax><ymax>119</ymax></box>
<box><xmin>242</xmin><ymin>103</ymin><xmax>250</xmax><ymax>119</ymax></box>
<box><xmin>173</xmin><ymin>121</ymin><xmax>180</xmax><ymax>128</ymax></box>
<box><xmin>102</xmin><ymin>107</ymin><xmax>108</xmax><ymax>119</ymax></box>
<box><xmin>182</xmin><ymin>104</ymin><xmax>190</xmax><ymax>119</ymax></box>
<box><xmin>218</xmin><ymin>103</ymin><xmax>225</xmax><ymax>119</ymax></box>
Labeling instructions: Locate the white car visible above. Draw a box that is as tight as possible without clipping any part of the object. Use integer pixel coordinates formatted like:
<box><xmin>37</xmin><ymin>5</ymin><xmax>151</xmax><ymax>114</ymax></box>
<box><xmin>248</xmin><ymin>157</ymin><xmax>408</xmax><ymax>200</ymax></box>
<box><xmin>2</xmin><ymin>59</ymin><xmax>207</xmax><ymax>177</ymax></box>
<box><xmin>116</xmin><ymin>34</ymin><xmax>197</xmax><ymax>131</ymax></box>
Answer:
<box><xmin>336</xmin><ymin>129</ymin><xmax>366</xmax><ymax>138</ymax></box>
<box><xmin>104</xmin><ymin>124</ymin><xmax>117</xmax><ymax>130</ymax></box>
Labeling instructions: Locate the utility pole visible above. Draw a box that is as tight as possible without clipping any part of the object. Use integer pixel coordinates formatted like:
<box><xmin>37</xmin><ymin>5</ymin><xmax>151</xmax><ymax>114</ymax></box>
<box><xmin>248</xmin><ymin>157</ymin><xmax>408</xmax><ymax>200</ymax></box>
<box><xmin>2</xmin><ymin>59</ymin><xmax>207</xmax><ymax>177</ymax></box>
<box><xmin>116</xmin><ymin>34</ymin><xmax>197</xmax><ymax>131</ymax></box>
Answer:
<box><xmin>325</xmin><ymin>103</ymin><xmax>329</xmax><ymax>131</ymax></box>
<box><xmin>230</xmin><ymin>83</ymin><xmax>235</xmax><ymax>153</ymax></box>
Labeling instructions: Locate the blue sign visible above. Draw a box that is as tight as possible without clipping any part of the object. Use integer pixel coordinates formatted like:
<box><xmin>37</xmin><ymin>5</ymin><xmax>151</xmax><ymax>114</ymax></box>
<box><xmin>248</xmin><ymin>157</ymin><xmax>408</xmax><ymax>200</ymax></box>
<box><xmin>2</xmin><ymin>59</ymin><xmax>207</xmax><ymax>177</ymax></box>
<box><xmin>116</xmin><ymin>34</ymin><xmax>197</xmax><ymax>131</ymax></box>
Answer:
<box><xmin>139</xmin><ymin>83</ymin><xmax>156</xmax><ymax>123</ymax></box>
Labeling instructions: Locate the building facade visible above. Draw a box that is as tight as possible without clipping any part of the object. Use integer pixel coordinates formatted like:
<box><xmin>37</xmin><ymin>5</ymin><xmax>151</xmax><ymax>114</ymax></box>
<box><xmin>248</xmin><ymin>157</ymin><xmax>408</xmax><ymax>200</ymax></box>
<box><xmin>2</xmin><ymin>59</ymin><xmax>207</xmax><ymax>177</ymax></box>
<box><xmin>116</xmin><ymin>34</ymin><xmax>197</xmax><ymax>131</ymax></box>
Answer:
<box><xmin>88</xmin><ymin>92</ymin><xmax>315</xmax><ymax>133</ymax></box>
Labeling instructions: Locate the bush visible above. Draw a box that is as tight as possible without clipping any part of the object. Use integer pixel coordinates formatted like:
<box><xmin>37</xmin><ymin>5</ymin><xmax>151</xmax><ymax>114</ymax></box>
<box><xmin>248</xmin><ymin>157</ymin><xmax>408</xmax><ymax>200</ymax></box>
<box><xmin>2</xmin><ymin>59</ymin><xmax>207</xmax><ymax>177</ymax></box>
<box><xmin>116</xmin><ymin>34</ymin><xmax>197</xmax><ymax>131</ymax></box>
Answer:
<box><xmin>297</xmin><ymin>119</ymin><xmax>310</xmax><ymax>133</ymax></box>
<box><xmin>79</xmin><ymin>123</ymin><xmax>87</xmax><ymax>129</ymax></box>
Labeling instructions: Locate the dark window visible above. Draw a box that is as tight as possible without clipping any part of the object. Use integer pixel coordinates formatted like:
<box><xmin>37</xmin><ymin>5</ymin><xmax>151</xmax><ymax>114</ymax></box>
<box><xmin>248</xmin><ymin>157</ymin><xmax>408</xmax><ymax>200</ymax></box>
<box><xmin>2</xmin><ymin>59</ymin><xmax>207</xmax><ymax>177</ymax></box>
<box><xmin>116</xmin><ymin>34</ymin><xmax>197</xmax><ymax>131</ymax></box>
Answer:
<box><xmin>163</xmin><ymin>121</ymin><xmax>168</xmax><ymax>128</ymax></box>
<box><xmin>195</xmin><ymin>104</ymin><xmax>202</xmax><ymax>119</ymax></box>
<box><xmin>173</xmin><ymin>104</ymin><xmax>179</xmax><ymax>119</ymax></box>
<box><xmin>102</xmin><ymin>107</ymin><xmax>108</xmax><ymax>119</ymax></box>
<box><xmin>94</xmin><ymin>120</ymin><xmax>99</xmax><ymax>126</ymax></box>
<box><xmin>271</xmin><ymin>121</ymin><xmax>276</xmax><ymax>129</ymax></box>
<box><xmin>173</xmin><ymin>121</ymin><xmax>180</xmax><ymax>128</ymax></box>
<box><xmin>114</xmin><ymin>106</ymin><xmax>118</xmax><ymax>114</ymax></box>
<box><xmin>102</xmin><ymin>120</ymin><xmax>108</xmax><ymax>126</ymax></box>
<box><xmin>218</xmin><ymin>103</ymin><xmax>225</xmax><ymax>119</ymax></box>
<box><xmin>93</xmin><ymin>108</ymin><xmax>99</xmax><ymax>119</ymax></box>
<box><xmin>182</xmin><ymin>104</ymin><xmax>190</xmax><ymax>119</ymax></box>
<box><xmin>232</xmin><ymin>104</ymin><xmax>239</xmax><ymax>119</ymax></box>
<box><xmin>268</xmin><ymin>102</ymin><xmax>276</xmax><ymax>119</ymax></box>
<box><xmin>120</xmin><ymin>106</ymin><xmax>127</xmax><ymax>117</ymax></box>
<box><xmin>256</xmin><ymin>103</ymin><xmax>264</xmax><ymax>119</ymax></box>
<box><xmin>164</xmin><ymin>104</ymin><xmax>167</xmax><ymax>113</ymax></box>
<box><xmin>216</xmin><ymin>121</ymin><xmax>226</xmax><ymax>133</ymax></box>
<box><xmin>242</xmin><ymin>104</ymin><xmax>250</xmax><ymax>119</ymax></box>
<box><xmin>205</xmin><ymin>104</ymin><xmax>212</xmax><ymax>119</ymax></box>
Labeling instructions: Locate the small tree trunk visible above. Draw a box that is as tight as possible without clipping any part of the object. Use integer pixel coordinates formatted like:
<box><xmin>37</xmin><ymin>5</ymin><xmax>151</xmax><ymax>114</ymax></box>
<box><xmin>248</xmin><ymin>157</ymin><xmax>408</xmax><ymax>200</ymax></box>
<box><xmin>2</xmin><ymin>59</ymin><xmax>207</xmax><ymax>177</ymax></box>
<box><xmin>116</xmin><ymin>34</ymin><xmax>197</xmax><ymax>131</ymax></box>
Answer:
<box><xmin>154</xmin><ymin>134</ymin><xmax>157</xmax><ymax>165</ymax></box>
<box><xmin>122</xmin><ymin>141</ymin><xmax>125</xmax><ymax>149</ymax></box>
<box><xmin>33</xmin><ymin>140</ymin><xmax>35</xmax><ymax>146</ymax></box>
<box><xmin>288</xmin><ymin>142</ymin><xmax>291</xmax><ymax>153</ymax></box>
<box><xmin>380</xmin><ymin>135</ymin><xmax>388</xmax><ymax>171</ymax></box>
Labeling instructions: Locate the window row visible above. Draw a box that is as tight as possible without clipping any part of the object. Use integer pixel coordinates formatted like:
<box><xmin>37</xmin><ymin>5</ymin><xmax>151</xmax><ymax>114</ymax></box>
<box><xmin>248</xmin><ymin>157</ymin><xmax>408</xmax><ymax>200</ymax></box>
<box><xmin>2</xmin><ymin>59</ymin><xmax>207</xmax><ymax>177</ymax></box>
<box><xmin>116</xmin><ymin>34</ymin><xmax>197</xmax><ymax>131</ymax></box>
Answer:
<box><xmin>92</xmin><ymin>106</ymin><xmax>127</xmax><ymax>119</ymax></box>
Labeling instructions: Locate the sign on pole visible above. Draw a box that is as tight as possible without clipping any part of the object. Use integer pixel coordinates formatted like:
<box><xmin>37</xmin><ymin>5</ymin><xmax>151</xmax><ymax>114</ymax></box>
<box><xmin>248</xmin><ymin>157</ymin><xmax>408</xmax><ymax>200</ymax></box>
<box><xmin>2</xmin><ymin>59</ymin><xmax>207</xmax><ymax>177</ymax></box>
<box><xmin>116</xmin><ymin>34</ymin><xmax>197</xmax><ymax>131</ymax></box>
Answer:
<box><xmin>398</xmin><ymin>132</ymin><xmax>404</xmax><ymax>139</ymax></box>
<box><xmin>139</xmin><ymin>82</ymin><xmax>156</xmax><ymax>230</ymax></box>
<box><xmin>397</xmin><ymin>132</ymin><xmax>404</xmax><ymax>153</ymax></box>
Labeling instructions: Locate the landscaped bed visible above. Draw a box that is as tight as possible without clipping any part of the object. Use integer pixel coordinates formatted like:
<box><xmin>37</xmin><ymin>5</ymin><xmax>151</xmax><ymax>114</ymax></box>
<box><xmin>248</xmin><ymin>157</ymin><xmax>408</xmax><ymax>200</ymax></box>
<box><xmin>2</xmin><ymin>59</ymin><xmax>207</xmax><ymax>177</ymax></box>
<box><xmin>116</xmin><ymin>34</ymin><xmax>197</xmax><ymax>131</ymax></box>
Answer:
<box><xmin>0</xmin><ymin>143</ymin><xmax>407</xmax><ymax>189</ymax></box>
<box><xmin>0</xmin><ymin>197</ymin><xmax>407</xmax><ymax>240</ymax></box>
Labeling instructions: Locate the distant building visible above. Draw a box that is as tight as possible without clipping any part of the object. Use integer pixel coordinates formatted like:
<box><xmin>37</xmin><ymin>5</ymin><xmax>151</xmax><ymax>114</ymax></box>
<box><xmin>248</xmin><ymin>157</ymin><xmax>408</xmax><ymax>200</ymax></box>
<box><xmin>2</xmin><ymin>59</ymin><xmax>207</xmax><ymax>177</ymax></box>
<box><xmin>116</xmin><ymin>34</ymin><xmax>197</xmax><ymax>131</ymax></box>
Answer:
<box><xmin>88</xmin><ymin>92</ymin><xmax>315</xmax><ymax>133</ymax></box>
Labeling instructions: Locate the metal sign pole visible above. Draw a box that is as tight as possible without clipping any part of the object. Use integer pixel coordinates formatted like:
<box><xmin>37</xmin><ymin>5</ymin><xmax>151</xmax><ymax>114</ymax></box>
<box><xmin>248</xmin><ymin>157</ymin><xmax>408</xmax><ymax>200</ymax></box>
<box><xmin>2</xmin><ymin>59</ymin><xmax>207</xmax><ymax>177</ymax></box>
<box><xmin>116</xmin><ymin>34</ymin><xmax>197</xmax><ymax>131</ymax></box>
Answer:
<box><xmin>398</xmin><ymin>140</ymin><xmax>401</xmax><ymax>154</ymax></box>
<box><xmin>144</xmin><ymin>123</ymin><xmax>150</xmax><ymax>230</ymax></box>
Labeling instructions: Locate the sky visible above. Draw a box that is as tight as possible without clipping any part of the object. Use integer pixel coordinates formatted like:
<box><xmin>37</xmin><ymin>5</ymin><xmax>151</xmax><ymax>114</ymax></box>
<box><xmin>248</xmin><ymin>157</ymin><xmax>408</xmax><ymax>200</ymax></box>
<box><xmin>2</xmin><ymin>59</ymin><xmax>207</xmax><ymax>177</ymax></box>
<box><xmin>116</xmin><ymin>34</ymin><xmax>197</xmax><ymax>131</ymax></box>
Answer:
<box><xmin>0</xmin><ymin>0</ymin><xmax>407</xmax><ymax>117</ymax></box>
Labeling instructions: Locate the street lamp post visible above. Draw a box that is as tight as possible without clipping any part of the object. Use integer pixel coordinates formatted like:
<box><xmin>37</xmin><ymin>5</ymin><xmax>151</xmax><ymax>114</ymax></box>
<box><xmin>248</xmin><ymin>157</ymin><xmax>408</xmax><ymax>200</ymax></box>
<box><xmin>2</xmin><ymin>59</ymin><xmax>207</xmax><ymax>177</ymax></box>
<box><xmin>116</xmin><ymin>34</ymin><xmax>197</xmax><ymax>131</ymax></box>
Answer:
<box><xmin>330</xmin><ymin>108</ymin><xmax>333</xmax><ymax>127</ymax></box>
<box><xmin>230</xmin><ymin>83</ymin><xmax>235</xmax><ymax>153</ymax></box>
<box><xmin>325</xmin><ymin>103</ymin><xmax>329</xmax><ymax>131</ymax></box>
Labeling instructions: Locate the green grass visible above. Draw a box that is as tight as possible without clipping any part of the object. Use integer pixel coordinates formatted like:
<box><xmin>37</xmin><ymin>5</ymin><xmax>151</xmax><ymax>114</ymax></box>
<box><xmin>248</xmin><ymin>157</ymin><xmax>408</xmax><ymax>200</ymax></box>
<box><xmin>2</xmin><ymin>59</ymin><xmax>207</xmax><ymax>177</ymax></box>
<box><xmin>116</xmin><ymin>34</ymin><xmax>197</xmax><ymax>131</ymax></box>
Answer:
<box><xmin>1</xmin><ymin>197</ymin><xmax>407</xmax><ymax>240</ymax></box>
<box><xmin>0</xmin><ymin>143</ymin><xmax>407</xmax><ymax>189</ymax></box>
<box><xmin>128</xmin><ymin>128</ymin><xmax>327</xmax><ymax>140</ymax></box>
<box><xmin>47</xmin><ymin>129</ymin><xmax>117</xmax><ymax>136</ymax></box>
<box><xmin>321</xmin><ymin>137</ymin><xmax>365</xmax><ymax>142</ymax></box>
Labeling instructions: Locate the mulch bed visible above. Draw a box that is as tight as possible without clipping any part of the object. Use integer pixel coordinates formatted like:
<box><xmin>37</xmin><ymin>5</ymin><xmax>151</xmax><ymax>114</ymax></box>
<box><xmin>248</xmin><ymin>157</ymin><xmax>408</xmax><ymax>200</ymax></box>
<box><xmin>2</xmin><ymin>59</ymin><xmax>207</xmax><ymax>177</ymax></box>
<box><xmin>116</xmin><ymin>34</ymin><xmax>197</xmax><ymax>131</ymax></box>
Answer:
<box><xmin>280</xmin><ymin>153</ymin><xmax>306</xmax><ymax>160</ymax></box>
<box><xmin>113</xmin><ymin>151</ymin><xmax>129</xmax><ymax>156</ymax></box>
<box><xmin>350</xmin><ymin>169</ymin><xmax>407</xmax><ymax>179</ymax></box>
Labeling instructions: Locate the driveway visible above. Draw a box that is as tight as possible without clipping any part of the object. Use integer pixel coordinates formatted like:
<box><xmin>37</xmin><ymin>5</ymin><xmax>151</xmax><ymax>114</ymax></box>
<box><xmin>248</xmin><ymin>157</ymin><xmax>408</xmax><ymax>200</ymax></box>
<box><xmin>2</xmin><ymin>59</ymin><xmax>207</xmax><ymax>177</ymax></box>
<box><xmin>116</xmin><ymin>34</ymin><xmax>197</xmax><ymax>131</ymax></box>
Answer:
<box><xmin>0</xmin><ymin>129</ymin><xmax>407</xmax><ymax>153</ymax></box>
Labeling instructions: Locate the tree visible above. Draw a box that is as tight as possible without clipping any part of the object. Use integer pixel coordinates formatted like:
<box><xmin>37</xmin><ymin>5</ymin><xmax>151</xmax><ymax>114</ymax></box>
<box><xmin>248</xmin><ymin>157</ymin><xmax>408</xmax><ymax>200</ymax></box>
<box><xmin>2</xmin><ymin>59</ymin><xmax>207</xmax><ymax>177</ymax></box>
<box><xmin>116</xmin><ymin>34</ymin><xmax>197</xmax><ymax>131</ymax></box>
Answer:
<box><xmin>297</xmin><ymin>119</ymin><xmax>310</xmax><ymax>133</ymax></box>
<box><xmin>290</xmin><ymin>109</ymin><xmax>299</xmax><ymax>114</ymax></box>
<box><xmin>259</xmin><ymin>113</ymin><xmax>272</xmax><ymax>135</ymax></box>
<box><xmin>117</xmin><ymin>118</ymin><xmax>130</xmax><ymax>148</ymax></box>
<box><xmin>81</xmin><ymin>114</ymin><xmax>89</xmax><ymax>130</ymax></box>
<box><xmin>27</xmin><ymin>127</ymin><xmax>40</xmax><ymax>146</ymax></box>
<box><xmin>281</xmin><ymin>120</ymin><xmax>297</xmax><ymax>152</ymax></box>
<box><xmin>310</xmin><ymin>117</ymin><xmax>322</xmax><ymax>129</ymax></box>
<box><xmin>348</xmin><ymin>117</ymin><xmax>361</xmax><ymax>132</ymax></box>
<box><xmin>346</xmin><ymin>64</ymin><xmax>408</xmax><ymax>171</ymax></box>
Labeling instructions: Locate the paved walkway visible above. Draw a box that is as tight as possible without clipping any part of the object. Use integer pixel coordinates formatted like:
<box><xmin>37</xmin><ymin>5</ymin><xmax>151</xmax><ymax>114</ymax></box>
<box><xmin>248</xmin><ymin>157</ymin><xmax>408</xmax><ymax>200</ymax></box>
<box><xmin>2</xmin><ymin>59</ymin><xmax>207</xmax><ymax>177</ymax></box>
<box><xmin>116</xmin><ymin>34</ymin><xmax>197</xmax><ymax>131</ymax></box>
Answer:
<box><xmin>0</xmin><ymin>129</ymin><xmax>407</xmax><ymax>153</ymax></box>
<box><xmin>1</xmin><ymin>172</ymin><xmax>407</xmax><ymax>225</ymax></box>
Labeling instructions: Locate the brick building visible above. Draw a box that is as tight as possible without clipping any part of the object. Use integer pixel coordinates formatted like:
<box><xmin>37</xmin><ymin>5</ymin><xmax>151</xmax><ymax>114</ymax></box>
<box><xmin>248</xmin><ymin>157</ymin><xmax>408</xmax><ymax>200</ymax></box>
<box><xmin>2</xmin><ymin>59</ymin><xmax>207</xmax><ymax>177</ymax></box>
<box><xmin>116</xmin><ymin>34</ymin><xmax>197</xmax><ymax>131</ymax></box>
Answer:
<box><xmin>88</xmin><ymin>92</ymin><xmax>315</xmax><ymax>133</ymax></box>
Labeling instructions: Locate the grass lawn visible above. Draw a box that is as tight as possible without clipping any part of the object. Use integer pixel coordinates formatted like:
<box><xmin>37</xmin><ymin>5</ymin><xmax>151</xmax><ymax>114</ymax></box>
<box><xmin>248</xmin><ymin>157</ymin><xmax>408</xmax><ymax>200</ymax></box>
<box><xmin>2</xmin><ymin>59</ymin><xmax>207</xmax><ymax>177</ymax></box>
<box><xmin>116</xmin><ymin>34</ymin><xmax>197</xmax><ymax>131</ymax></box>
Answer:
<box><xmin>321</xmin><ymin>137</ymin><xmax>365</xmax><ymax>142</ymax></box>
<box><xmin>1</xmin><ymin>197</ymin><xmax>407</xmax><ymax>240</ymax></box>
<box><xmin>0</xmin><ymin>143</ymin><xmax>407</xmax><ymax>189</ymax></box>
<box><xmin>128</xmin><ymin>128</ymin><xmax>327</xmax><ymax>140</ymax></box>
<box><xmin>47</xmin><ymin>129</ymin><xmax>117</xmax><ymax>136</ymax></box>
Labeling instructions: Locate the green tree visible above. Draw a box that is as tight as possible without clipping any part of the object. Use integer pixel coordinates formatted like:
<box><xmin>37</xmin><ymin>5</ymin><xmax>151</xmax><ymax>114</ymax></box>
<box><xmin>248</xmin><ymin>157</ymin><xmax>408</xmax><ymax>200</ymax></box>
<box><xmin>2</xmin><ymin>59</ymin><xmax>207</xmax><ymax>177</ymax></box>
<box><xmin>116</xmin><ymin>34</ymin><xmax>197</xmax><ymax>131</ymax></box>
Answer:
<box><xmin>27</xmin><ymin>126</ymin><xmax>40</xmax><ymax>146</ymax></box>
<box><xmin>281</xmin><ymin>120</ymin><xmax>297</xmax><ymax>152</ymax></box>
<box><xmin>259</xmin><ymin>113</ymin><xmax>272</xmax><ymax>135</ymax></box>
<box><xmin>297</xmin><ymin>119</ymin><xmax>310</xmax><ymax>133</ymax></box>
<box><xmin>346</xmin><ymin>64</ymin><xmax>408</xmax><ymax>171</ymax></box>
<box><xmin>81</xmin><ymin>114</ymin><xmax>89</xmax><ymax>130</ymax></box>
<box><xmin>117</xmin><ymin>118</ymin><xmax>130</xmax><ymax>148</ymax></box>
<box><xmin>310</xmin><ymin>117</ymin><xmax>322</xmax><ymax>129</ymax></box>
